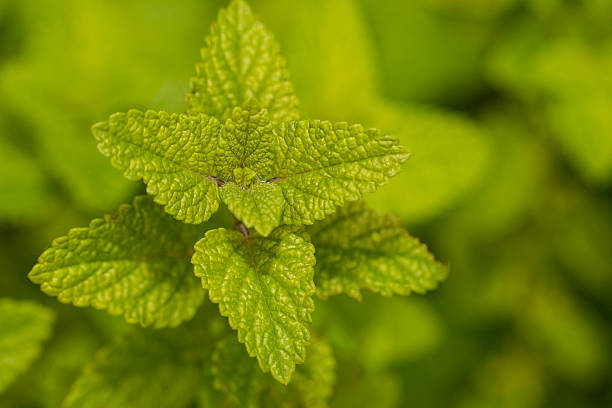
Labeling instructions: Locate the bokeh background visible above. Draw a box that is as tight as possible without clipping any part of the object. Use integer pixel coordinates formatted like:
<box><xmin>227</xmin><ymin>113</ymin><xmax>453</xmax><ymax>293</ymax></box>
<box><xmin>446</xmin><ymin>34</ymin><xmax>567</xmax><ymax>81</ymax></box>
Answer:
<box><xmin>1</xmin><ymin>0</ymin><xmax>611</xmax><ymax>406</ymax></box>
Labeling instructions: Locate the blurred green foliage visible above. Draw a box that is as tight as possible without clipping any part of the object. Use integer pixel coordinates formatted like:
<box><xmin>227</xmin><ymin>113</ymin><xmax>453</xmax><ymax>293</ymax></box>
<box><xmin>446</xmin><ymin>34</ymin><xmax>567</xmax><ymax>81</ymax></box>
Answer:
<box><xmin>1</xmin><ymin>0</ymin><xmax>611</xmax><ymax>407</ymax></box>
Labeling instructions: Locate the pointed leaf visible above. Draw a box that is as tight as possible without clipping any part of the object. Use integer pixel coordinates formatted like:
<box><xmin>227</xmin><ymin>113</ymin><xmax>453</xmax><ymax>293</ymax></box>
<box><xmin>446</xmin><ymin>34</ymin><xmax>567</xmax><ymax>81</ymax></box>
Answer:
<box><xmin>271</xmin><ymin>120</ymin><xmax>409</xmax><ymax>225</ymax></box>
<box><xmin>29</xmin><ymin>196</ymin><xmax>210</xmax><ymax>328</ymax></box>
<box><xmin>187</xmin><ymin>0</ymin><xmax>299</xmax><ymax>123</ymax></box>
<box><xmin>220</xmin><ymin>181</ymin><xmax>284</xmax><ymax>237</ymax></box>
<box><xmin>308</xmin><ymin>201</ymin><xmax>448</xmax><ymax>300</ymax></box>
<box><xmin>0</xmin><ymin>299</ymin><xmax>54</xmax><ymax>393</ymax></box>
<box><xmin>92</xmin><ymin>110</ymin><xmax>222</xmax><ymax>224</ymax></box>
<box><xmin>217</xmin><ymin>99</ymin><xmax>275</xmax><ymax>179</ymax></box>
<box><xmin>192</xmin><ymin>226</ymin><xmax>316</xmax><ymax>384</ymax></box>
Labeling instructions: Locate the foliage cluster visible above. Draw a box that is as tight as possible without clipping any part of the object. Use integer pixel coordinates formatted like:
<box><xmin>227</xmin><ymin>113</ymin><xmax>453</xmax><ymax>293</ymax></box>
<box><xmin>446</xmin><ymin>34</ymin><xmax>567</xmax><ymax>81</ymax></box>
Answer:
<box><xmin>1</xmin><ymin>0</ymin><xmax>612</xmax><ymax>407</ymax></box>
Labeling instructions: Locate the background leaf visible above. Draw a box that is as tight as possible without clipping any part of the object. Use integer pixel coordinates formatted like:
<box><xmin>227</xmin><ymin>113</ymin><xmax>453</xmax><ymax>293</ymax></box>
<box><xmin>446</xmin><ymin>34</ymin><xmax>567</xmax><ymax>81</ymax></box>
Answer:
<box><xmin>62</xmin><ymin>329</ymin><xmax>203</xmax><ymax>408</ymax></box>
<box><xmin>0</xmin><ymin>299</ymin><xmax>54</xmax><ymax>393</ymax></box>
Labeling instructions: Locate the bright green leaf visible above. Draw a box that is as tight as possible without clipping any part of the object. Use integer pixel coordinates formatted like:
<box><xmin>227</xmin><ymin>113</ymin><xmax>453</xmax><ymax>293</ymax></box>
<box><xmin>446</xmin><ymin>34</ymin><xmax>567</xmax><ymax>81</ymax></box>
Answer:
<box><xmin>92</xmin><ymin>110</ymin><xmax>222</xmax><ymax>224</ymax></box>
<box><xmin>308</xmin><ymin>201</ymin><xmax>448</xmax><ymax>300</ymax></box>
<box><xmin>272</xmin><ymin>120</ymin><xmax>409</xmax><ymax>225</ymax></box>
<box><xmin>220</xmin><ymin>182</ymin><xmax>284</xmax><ymax>237</ymax></box>
<box><xmin>187</xmin><ymin>0</ymin><xmax>299</xmax><ymax>123</ymax></box>
<box><xmin>0</xmin><ymin>299</ymin><xmax>54</xmax><ymax>393</ymax></box>
<box><xmin>192</xmin><ymin>226</ymin><xmax>316</xmax><ymax>384</ymax></box>
<box><xmin>62</xmin><ymin>330</ymin><xmax>201</xmax><ymax>408</ymax></box>
<box><xmin>92</xmin><ymin>107</ymin><xmax>408</xmax><ymax>237</ymax></box>
<box><xmin>217</xmin><ymin>99</ymin><xmax>275</xmax><ymax>180</ymax></box>
<box><xmin>29</xmin><ymin>196</ymin><xmax>210</xmax><ymax>328</ymax></box>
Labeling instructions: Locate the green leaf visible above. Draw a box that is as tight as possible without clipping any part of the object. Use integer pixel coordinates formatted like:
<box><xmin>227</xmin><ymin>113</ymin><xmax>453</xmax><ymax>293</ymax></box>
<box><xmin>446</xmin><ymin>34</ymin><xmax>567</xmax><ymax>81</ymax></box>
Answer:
<box><xmin>192</xmin><ymin>226</ymin><xmax>316</xmax><ymax>384</ymax></box>
<box><xmin>217</xmin><ymin>99</ymin><xmax>275</xmax><ymax>179</ymax></box>
<box><xmin>272</xmin><ymin>120</ymin><xmax>409</xmax><ymax>225</ymax></box>
<box><xmin>62</xmin><ymin>330</ymin><xmax>201</xmax><ymax>408</ymax></box>
<box><xmin>0</xmin><ymin>299</ymin><xmax>55</xmax><ymax>393</ymax></box>
<box><xmin>92</xmin><ymin>110</ymin><xmax>222</xmax><ymax>224</ymax></box>
<box><xmin>220</xmin><ymin>181</ymin><xmax>284</xmax><ymax>237</ymax></box>
<box><xmin>93</xmin><ymin>106</ymin><xmax>407</xmax><ymax>236</ymax></box>
<box><xmin>212</xmin><ymin>335</ymin><xmax>336</xmax><ymax>408</ymax></box>
<box><xmin>289</xmin><ymin>336</ymin><xmax>336</xmax><ymax>408</ymax></box>
<box><xmin>187</xmin><ymin>0</ymin><xmax>299</xmax><ymax>123</ymax></box>
<box><xmin>212</xmin><ymin>336</ymin><xmax>267</xmax><ymax>408</ymax></box>
<box><xmin>308</xmin><ymin>201</ymin><xmax>448</xmax><ymax>300</ymax></box>
<box><xmin>0</xmin><ymin>325</ymin><xmax>101</xmax><ymax>408</ymax></box>
<box><xmin>29</xmin><ymin>196</ymin><xmax>210</xmax><ymax>328</ymax></box>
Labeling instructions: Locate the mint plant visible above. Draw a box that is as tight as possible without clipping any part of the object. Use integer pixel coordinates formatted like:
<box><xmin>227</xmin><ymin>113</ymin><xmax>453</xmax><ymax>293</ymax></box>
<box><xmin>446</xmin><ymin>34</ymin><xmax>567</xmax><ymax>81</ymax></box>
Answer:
<box><xmin>28</xmin><ymin>0</ymin><xmax>447</xmax><ymax>398</ymax></box>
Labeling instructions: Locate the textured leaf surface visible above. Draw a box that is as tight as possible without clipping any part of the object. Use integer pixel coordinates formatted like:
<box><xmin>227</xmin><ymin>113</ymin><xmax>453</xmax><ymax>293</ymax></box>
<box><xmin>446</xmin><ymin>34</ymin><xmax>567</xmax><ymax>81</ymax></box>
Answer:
<box><xmin>308</xmin><ymin>201</ymin><xmax>448</xmax><ymax>300</ymax></box>
<box><xmin>62</xmin><ymin>330</ymin><xmax>200</xmax><ymax>408</ymax></box>
<box><xmin>29</xmin><ymin>196</ymin><xmax>209</xmax><ymax>328</ymax></box>
<box><xmin>272</xmin><ymin>120</ymin><xmax>409</xmax><ymax>225</ymax></box>
<box><xmin>0</xmin><ymin>299</ymin><xmax>54</xmax><ymax>393</ymax></box>
<box><xmin>217</xmin><ymin>99</ymin><xmax>275</xmax><ymax>179</ymax></box>
<box><xmin>220</xmin><ymin>182</ymin><xmax>284</xmax><ymax>237</ymax></box>
<box><xmin>254</xmin><ymin>0</ymin><xmax>489</xmax><ymax>223</ymax></box>
<box><xmin>218</xmin><ymin>116</ymin><xmax>407</xmax><ymax>235</ymax></box>
<box><xmin>187</xmin><ymin>0</ymin><xmax>299</xmax><ymax>123</ymax></box>
<box><xmin>92</xmin><ymin>110</ymin><xmax>222</xmax><ymax>224</ymax></box>
<box><xmin>212</xmin><ymin>335</ymin><xmax>336</xmax><ymax>408</ymax></box>
<box><xmin>192</xmin><ymin>227</ymin><xmax>316</xmax><ymax>384</ymax></box>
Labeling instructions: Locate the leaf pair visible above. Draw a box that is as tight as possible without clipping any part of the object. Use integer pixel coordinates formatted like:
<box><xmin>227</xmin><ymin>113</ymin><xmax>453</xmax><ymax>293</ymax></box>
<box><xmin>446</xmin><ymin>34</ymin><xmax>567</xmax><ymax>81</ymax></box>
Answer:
<box><xmin>29</xmin><ymin>196</ymin><xmax>447</xmax><ymax>383</ymax></box>
<box><xmin>92</xmin><ymin>99</ymin><xmax>408</xmax><ymax>236</ymax></box>
<box><xmin>91</xmin><ymin>0</ymin><xmax>407</xmax><ymax>237</ymax></box>
<box><xmin>29</xmin><ymin>196</ymin><xmax>317</xmax><ymax>384</ymax></box>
